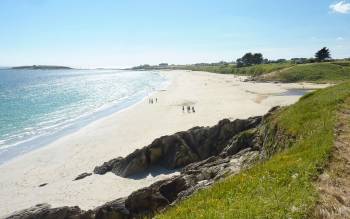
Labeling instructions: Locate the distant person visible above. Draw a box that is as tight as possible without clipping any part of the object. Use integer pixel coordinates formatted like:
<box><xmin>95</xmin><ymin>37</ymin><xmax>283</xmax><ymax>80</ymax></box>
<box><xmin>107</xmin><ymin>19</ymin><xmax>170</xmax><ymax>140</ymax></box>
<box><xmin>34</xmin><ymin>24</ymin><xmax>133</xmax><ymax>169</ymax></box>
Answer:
<box><xmin>182</xmin><ymin>106</ymin><xmax>185</xmax><ymax>112</ymax></box>
<box><xmin>156</xmin><ymin>98</ymin><xmax>158</xmax><ymax>103</ymax></box>
<box><xmin>187</xmin><ymin>106</ymin><xmax>191</xmax><ymax>113</ymax></box>
<box><xmin>192</xmin><ymin>106</ymin><xmax>195</xmax><ymax>113</ymax></box>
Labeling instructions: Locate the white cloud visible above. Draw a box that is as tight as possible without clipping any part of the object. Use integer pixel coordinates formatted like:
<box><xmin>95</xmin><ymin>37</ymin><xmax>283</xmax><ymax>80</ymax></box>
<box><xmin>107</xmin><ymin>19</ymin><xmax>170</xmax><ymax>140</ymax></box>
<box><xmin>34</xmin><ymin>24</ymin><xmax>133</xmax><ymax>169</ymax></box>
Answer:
<box><xmin>337</xmin><ymin>36</ymin><xmax>344</xmax><ymax>40</ymax></box>
<box><xmin>330</xmin><ymin>1</ymin><xmax>350</xmax><ymax>14</ymax></box>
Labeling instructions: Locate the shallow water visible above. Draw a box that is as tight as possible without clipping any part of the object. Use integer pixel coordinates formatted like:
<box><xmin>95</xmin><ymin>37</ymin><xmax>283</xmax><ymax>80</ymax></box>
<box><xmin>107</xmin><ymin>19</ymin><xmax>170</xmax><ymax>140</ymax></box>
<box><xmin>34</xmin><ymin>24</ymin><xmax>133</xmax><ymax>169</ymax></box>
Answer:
<box><xmin>0</xmin><ymin>69</ymin><xmax>167</xmax><ymax>164</ymax></box>
<box><xmin>276</xmin><ymin>88</ymin><xmax>313</xmax><ymax>96</ymax></box>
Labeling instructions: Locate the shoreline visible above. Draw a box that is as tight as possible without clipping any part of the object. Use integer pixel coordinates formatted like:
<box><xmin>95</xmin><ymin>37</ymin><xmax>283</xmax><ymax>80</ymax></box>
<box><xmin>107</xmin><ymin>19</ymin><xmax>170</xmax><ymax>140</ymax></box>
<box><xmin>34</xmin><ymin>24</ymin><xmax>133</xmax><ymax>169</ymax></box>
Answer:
<box><xmin>0</xmin><ymin>70</ymin><xmax>329</xmax><ymax>217</ymax></box>
<box><xmin>0</xmin><ymin>71</ymin><xmax>169</xmax><ymax>165</ymax></box>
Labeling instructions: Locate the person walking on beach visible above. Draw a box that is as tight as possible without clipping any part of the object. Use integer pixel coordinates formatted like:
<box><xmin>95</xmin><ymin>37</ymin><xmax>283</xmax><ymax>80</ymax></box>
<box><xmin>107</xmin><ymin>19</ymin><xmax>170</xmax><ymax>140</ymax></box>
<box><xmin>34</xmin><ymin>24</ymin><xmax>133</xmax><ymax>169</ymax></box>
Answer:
<box><xmin>155</xmin><ymin>98</ymin><xmax>158</xmax><ymax>103</ymax></box>
<box><xmin>192</xmin><ymin>106</ymin><xmax>195</xmax><ymax>113</ymax></box>
<box><xmin>187</xmin><ymin>106</ymin><xmax>191</xmax><ymax>113</ymax></box>
<box><xmin>182</xmin><ymin>106</ymin><xmax>185</xmax><ymax>113</ymax></box>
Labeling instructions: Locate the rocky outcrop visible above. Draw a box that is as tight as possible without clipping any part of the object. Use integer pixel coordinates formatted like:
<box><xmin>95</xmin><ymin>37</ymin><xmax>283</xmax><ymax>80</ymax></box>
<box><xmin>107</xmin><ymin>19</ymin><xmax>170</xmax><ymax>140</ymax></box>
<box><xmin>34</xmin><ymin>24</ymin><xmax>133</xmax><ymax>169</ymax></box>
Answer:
<box><xmin>5</xmin><ymin>149</ymin><xmax>259</xmax><ymax>219</ymax></box>
<box><xmin>94</xmin><ymin>116</ymin><xmax>262</xmax><ymax>177</ymax></box>
<box><xmin>6</xmin><ymin>107</ymin><xmax>285</xmax><ymax>219</ymax></box>
<box><xmin>4</xmin><ymin>203</ymin><xmax>88</xmax><ymax>219</ymax></box>
<box><xmin>94</xmin><ymin>198</ymin><xmax>129</xmax><ymax>219</ymax></box>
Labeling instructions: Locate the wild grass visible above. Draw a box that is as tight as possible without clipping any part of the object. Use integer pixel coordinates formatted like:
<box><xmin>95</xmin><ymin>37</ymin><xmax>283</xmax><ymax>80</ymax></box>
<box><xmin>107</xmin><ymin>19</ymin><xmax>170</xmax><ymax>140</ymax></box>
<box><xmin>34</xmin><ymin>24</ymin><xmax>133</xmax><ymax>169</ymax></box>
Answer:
<box><xmin>182</xmin><ymin>63</ymin><xmax>294</xmax><ymax>76</ymax></box>
<box><xmin>264</xmin><ymin>62</ymin><xmax>350</xmax><ymax>83</ymax></box>
<box><xmin>157</xmin><ymin>82</ymin><xmax>350</xmax><ymax>219</ymax></box>
<box><xmin>231</xmin><ymin>62</ymin><xmax>294</xmax><ymax>76</ymax></box>
<box><xmin>181</xmin><ymin>61</ymin><xmax>350</xmax><ymax>83</ymax></box>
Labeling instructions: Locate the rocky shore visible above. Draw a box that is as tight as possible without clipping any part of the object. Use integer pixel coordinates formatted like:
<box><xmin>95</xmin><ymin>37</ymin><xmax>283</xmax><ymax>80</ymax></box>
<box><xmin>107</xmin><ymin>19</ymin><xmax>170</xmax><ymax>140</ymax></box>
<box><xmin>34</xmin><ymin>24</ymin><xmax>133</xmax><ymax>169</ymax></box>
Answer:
<box><xmin>5</xmin><ymin>107</ymin><xmax>285</xmax><ymax>219</ymax></box>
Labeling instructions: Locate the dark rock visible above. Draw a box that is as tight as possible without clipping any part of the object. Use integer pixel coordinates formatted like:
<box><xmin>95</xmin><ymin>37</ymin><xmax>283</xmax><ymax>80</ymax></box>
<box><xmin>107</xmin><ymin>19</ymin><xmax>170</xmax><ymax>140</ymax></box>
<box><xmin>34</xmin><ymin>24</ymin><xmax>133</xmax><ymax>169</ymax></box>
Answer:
<box><xmin>94</xmin><ymin>198</ymin><xmax>129</xmax><ymax>219</ymax></box>
<box><xmin>93</xmin><ymin>157</ymin><xmax>123</xmax><ymax>175</ymax></box>
<box><xmin>159</xmin><ymin>176</ymin><xmax>188</xmax><ymax>202</ymax></box>
<box><xmin>74</xmin><ymin>172</ymin><xmax>92</xmax><ymax>181</ymax></box>
<box><xmin>38</xmin><ymin>183</ymin><xmax>48</xmax><ymax>187</ymax></box>
<box><xmin>125</xmin><ymin>187</ymin><xmax>169</xmax><ymax>217</ymax></box>
<box><xmin>94</xmin><ymin>116</ymin><xmax>262</xmax><ymax>177</ymax></box>
<box><xmin>4</xmin><ymin>203</ymin><xmax>88</xmax><ymax>219</ymax></box>
<box><xmin>221</xmin><ymin>128</ymin><xmax>259</xmax><ymax>157</ymax></box>
<box><xmin>5</xmin><ymin>204</ymin><xmax>51</xmax><ymax>219</ymax></box>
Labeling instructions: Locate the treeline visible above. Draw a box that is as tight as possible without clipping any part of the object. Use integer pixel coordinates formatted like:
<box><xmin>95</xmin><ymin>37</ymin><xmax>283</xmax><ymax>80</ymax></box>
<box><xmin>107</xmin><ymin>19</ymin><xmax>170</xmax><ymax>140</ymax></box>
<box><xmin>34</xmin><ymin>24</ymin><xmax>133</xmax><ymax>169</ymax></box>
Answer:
<box><xmin>235</xmin><ymin>47</ymin><xmax>333</xmax><ymax>67</ymax></box>
<box><xmin>130</xmin><ymin>47</ymin><xmax>349</xmax><ymax>76</ymax></box>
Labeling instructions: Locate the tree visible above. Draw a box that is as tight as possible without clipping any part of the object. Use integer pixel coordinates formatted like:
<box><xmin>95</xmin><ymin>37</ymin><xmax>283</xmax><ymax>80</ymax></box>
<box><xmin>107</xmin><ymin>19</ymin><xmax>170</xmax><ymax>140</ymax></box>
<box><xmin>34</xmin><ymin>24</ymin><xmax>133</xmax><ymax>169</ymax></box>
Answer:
<box><xmin>252</xmin><ymin>53</ymin><xmax>263</xmax><ymax>65</ymax></box>
<box><xmin>315</xmin><ymin>47</ymin><xmax>331</xmax><ymax>62</ymax></box>
<box><xmin>236</xmin><ymin>53</ymin><xmax>264</xmax><ymax>67</ymax></box>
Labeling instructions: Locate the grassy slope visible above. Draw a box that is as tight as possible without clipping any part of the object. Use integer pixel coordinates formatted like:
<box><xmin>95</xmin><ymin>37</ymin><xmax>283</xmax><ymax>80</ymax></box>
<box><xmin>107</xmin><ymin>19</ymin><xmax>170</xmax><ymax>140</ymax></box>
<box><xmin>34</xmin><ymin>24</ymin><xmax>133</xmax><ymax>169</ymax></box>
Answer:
<box><xmin>180</xmin><ymin>63</ymin><xmax>295</xmax><ymax>76</ymax></box>
<box><xmin>179</xmin><ymin>61</ymin><xmax>350</xmax><ymax>83</ymax></box>
<box><xmin>158</xmin><ymin>82</ymin><xmax>350</xmax><ymax>219</ymax></box>
<box><xmin>232</xmin><ymin>63</ymin><xmax>294</xmax><ymax>76</ymax></box>
<box><xmin>264</xmin><ymin>62</ymin><xmax>350</xmax><ymax>83</ymax></box>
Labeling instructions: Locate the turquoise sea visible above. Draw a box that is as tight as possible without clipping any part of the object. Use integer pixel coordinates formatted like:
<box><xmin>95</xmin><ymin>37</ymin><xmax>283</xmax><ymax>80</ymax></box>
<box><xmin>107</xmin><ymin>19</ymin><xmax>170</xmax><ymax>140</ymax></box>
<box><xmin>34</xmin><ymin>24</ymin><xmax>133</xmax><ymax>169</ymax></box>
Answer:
<box><xmin>0</xmin><ymin>69</ymin><xmax>168</xmax><ymax>164</ymax></box>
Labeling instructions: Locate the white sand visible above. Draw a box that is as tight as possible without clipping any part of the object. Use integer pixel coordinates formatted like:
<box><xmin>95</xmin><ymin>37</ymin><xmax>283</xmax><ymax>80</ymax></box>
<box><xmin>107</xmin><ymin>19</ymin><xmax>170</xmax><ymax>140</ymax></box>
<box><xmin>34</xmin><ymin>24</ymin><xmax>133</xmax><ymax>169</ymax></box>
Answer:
<box><xmin>0</xmin><ymin>70</ymin><xmax>328</xmax><ymax>217</ymax></box>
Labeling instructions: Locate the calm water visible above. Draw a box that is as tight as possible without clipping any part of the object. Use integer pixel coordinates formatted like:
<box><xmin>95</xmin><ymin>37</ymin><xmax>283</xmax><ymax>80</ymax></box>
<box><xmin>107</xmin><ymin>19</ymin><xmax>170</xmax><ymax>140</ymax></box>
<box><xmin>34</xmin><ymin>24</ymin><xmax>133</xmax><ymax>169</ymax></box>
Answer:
<box><xmin>0</xmin><ymin>69</ymin><xmax>168</xmax><ymax>164</ymax></box>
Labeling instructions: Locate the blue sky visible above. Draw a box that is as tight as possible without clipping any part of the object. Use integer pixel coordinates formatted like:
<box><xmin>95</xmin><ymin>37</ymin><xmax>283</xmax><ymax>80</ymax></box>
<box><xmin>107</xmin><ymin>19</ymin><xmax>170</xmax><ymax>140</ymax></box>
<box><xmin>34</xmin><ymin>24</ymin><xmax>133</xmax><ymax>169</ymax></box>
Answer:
<box><xmin>0</xmin><ymin>0</ymin><xmax>349</xmax><ymax>68</ymax></box>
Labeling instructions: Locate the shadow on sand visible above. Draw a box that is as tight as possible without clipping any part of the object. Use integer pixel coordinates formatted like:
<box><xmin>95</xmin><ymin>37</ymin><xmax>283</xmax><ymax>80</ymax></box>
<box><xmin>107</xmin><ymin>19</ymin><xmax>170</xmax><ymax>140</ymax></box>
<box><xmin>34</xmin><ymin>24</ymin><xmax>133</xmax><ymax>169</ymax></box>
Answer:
<box><xmin>128</xmin><ymin>166</ymin><xmax>179</xmax><ymax>180</ymax></box>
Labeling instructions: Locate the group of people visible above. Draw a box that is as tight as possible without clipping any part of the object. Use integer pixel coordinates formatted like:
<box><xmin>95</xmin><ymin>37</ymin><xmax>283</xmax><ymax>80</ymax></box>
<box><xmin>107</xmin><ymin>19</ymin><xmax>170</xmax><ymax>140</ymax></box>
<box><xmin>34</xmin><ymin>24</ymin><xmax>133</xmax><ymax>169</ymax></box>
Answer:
<box><xmin>148</xmin><ymin>97</ymin><xmax>196</xmax><ymax>114</ymax></box>
<box><xmin>182</xmin><ymin>105</ymin><xmax>196</xmax><ymax>113</ymax></box>
<box><xmin>148</xmin><ymin>98</ymin><xmax>158</xmax><ymax>104</ymax></box>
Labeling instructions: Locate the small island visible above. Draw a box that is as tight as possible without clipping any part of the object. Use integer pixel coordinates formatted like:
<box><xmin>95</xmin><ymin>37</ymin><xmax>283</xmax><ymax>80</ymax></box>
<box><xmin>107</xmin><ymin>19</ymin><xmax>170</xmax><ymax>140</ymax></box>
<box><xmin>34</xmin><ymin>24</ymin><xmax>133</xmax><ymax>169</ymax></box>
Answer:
<box><xmin>12</xmin><ymin>65</ymin><xmax>73</xmax><ymax>70</ymax></box>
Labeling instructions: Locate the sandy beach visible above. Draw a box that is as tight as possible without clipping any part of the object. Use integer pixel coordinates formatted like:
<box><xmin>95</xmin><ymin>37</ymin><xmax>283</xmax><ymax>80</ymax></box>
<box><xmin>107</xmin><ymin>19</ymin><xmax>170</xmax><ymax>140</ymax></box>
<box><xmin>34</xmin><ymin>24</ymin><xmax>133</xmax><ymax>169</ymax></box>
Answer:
<box><xmin>0</xmin><ymin>70</ymin><xmax>328</xmax><ymax>217</ymax></box>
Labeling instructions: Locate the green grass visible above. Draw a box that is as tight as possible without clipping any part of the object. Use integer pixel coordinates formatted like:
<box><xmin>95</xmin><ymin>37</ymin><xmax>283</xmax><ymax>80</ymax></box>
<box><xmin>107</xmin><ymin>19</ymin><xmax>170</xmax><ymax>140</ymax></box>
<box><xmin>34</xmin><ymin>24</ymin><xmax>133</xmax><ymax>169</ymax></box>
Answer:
<box><xmin>180</xmin><ymin>63</ymin><xmax>294</xmax><ymax>76</ymax></box>
<box><xmin>232</xmin><ymin>63</ymin><xmax>294</xmax><ymax>76</ymax></box>
<box><xmin>263</xmin><ymin>62</ymin><xmax>350</xmax><ymax>83</ymax></box>
<box><xmin>179</xmin><ymin>64</ymin><xmax>236</xmax><ymax>74</ymax></box>
<box><xmin>157</xmin><ymin>82</ymin><xmax>350</xmax><ymax>219</ymax></box>
<box><xmin>178</xmin><ymin>61</ymin><xmax>350</xmax><ymax>83</ymax></box>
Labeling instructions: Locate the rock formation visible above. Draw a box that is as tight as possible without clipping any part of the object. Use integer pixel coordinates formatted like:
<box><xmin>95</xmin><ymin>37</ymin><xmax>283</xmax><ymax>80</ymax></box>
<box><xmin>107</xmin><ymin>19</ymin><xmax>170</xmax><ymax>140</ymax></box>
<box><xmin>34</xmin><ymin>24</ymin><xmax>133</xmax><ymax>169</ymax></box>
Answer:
<box><xmin>5</xmin><ymin>107</ymin><xmax>283</xmax><ymax>219</ymax></box>
<box><xmin>93</xmin><ymin>116</ymin><xmax>262</xmax><ymax>177</ymax></box>
<box><xmin>4</xmin><ymin>203</ymin><xmax>87</xmax><ymax>219</ymax></box>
